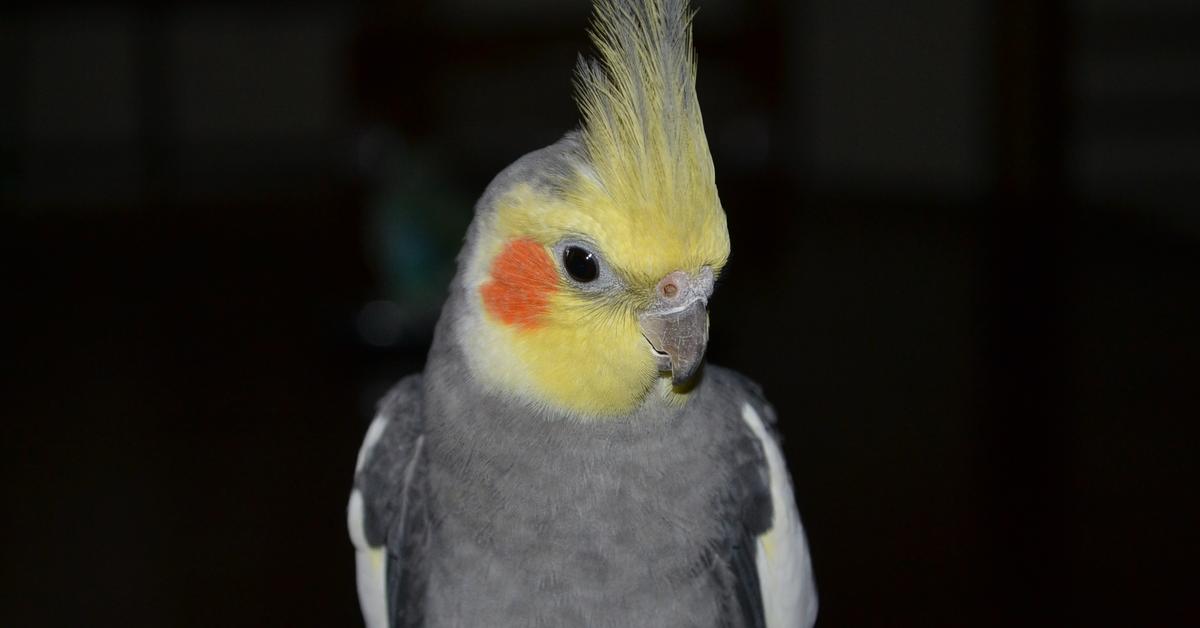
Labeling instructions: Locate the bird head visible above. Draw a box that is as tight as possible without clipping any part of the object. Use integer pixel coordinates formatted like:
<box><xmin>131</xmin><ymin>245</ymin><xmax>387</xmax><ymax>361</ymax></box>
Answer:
<box><xmin>450</xmin><ymin>0</ymin><xmax>728</xmax><ymax>417</ymax></box>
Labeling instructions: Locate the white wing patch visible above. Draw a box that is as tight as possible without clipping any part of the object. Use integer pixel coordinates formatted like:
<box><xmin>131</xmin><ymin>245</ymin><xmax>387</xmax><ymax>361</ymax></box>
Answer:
<box><xmin>740</xmin><ymin>402</ymin><xmax>818</xmax><ymax>628</ymax></box>
<box><xmin>351</xmin><ymin>410</ymin><xmax>425</xmax><ymax>628</ymax></box>
<box><xmin>348</xmin><ymin>489</ymin><xmax>389</xmax><ymax>628</ymax></box>
<box><xmin>356</xmin><ymin>414</ymin><xmax>390</xmax><ymax>473</ymax></box>
<box><xmin>350</xmin><ymin>413</ymin><xmax>390</xmax><ymax>628</ymax></box>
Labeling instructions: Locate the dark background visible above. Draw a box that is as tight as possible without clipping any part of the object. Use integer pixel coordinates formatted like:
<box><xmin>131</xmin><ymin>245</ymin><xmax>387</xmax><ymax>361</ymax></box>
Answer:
<box><xmin>3</xmin><ymin>1</ymin><xmax>1198</xmax><ymax>626</ymax></box>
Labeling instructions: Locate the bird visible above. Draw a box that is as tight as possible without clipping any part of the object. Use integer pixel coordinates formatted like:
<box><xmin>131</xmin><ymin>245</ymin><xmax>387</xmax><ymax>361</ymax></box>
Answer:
<box><xmin>347</xmin><ymin>0</ymin><xmax>817</xmax><ymax>626</ymax></box>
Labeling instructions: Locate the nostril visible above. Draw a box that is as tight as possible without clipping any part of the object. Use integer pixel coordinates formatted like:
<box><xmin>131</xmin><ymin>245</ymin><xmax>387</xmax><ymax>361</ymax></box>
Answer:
<box><xmin>656</xmin><ymin>270</ymin><xmax>691</xmax><ymax>302</ymax></box>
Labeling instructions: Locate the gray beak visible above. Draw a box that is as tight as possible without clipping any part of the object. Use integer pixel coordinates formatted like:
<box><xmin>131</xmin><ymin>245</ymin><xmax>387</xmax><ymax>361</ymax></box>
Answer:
<box><xmin>638</xmin><ymin>268</ymin><xmax>714</xmax><ymax>387</ymax></box>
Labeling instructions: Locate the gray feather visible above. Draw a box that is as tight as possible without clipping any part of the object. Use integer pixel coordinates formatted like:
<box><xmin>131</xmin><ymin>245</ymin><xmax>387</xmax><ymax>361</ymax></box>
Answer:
<box><xmin>353</xmin><ymin>375</ymin><xmax>431</xmax><ymax>627</ymax></box>
<box><xmin>420</xmin><ymin>280</ymin><xmax>775</xmax><ymax>626</ymax></box>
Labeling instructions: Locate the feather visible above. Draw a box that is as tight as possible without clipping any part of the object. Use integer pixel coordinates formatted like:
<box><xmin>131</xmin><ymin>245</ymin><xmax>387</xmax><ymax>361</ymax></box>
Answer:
<box><xmin>572</xmin><ymin>0</ymin><xmax>720</xmax><ymax>233</ymax></box>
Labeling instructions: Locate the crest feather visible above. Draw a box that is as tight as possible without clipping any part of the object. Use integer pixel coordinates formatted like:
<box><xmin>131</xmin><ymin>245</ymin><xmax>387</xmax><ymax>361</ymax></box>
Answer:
<box><xmin>573</xmin><ymin>0</ymin><xmax>719</xmax><ymax>220</ymax></box>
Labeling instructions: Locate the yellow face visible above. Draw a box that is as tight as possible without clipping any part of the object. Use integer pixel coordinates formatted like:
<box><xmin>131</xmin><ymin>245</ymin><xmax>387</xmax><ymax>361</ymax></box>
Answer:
<box><xmin>459</xmin><ymin>176</ymin><xmax>729</xmax><ymax>417</ymax></box>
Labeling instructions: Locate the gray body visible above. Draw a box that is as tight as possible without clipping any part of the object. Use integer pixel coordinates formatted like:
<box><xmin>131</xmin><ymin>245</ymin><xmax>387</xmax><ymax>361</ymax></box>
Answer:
<box><xmin>358</xmin><ymin>359</ymin><xmax>775</xmax><ymax>627</ymax></box>
<box><xmin>352</xmin><ymin>138</ymin><xmax>787</xmax><ymax>627</ymax></box>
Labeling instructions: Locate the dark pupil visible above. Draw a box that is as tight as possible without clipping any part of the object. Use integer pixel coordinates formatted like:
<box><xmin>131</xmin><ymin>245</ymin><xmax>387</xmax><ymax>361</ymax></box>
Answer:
<box><xmin>563</xmin><ymin>246</ymin><xmax>599</xmax><ymax>283</ymax></box>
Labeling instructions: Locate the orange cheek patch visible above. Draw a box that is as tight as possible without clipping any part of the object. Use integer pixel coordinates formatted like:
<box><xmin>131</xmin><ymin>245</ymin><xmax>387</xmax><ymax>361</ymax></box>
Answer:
<box><xmin>480</xmin><ymin>239</ymin><xmax>559</xmax><ymax>329</ymax></box>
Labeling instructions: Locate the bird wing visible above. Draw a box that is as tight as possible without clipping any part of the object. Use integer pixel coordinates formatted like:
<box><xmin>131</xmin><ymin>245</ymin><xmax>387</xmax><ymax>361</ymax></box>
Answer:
<box><xmin>738</xmin><ymin>395</ymin><xmax>819</xmax><ymax>628</ymax></box>
<box><xmin>347</xmin><ymin>375</ymin><xmax>428</xmax><ymax>628</ymax></box>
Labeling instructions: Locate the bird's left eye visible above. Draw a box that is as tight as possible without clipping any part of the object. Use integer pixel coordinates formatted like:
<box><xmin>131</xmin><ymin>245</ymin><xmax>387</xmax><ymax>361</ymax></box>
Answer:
<box><xmin>563</xmin><ymin>246</ymin><xmax>599</xmax><ymax>283</ymax></box>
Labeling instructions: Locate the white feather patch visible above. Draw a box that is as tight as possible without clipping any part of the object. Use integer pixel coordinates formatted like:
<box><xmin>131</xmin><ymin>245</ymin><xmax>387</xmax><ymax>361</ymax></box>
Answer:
<box><xmin>348</xmin><ymin>489</ymin><xmax>389</xmax><ymax>628</ymax></box>
<box><xmin>356</xmin><ymin>414</ymin><xmax>390</xmax><ymax>473</ymax></box>
<box><xmin>740</xmin><ymin>403</ymin><xmax>818</xmax><ymax>628</ymax></box>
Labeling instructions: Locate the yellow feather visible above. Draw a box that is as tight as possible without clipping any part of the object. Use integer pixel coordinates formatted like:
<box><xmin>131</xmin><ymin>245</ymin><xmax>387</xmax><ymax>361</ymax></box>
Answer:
<box><xmin>570</xmin><ymin>0</ymin><xmax>729</xmax><ymax>284</ymax></box>
<box><xmin>472</xmin><ymin>184</ymin><xmax>661</xmax><ymax>415</ymax></box>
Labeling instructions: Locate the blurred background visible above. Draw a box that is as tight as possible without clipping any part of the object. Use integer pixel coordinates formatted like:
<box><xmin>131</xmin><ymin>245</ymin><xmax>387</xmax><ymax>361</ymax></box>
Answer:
<box><xmin>3</xmin><ymin>0</ymin><xmax>1198</xmax><ymax>626</ymax></box>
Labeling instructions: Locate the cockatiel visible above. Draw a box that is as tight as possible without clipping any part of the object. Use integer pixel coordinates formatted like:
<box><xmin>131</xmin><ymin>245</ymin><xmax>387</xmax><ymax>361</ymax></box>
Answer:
<box><xmin>347</xmin><ymin>0</ymin><xmax>817</xmax><ymax>626</ymax></box>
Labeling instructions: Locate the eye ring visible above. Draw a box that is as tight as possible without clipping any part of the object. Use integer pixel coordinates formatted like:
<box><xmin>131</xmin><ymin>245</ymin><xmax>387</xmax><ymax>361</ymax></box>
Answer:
<box><xmin>562</xmin><ymin>246</ymin><xmax>599</xmax><ymax>283</ymax></box>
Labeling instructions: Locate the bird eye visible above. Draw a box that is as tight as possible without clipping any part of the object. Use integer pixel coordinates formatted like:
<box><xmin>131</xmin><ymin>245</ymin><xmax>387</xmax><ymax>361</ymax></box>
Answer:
<box><xmin>562</xmin><ymin>246</ymin><xmax>599</xmax><ymax>283</ymax></box>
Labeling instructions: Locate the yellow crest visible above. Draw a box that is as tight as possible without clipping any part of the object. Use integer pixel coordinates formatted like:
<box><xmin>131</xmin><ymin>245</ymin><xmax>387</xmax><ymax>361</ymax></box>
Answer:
<box><xmin>568</xmin><ymin>0</ymin><xmax>728</xmax><ymax>284</ymax></box>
